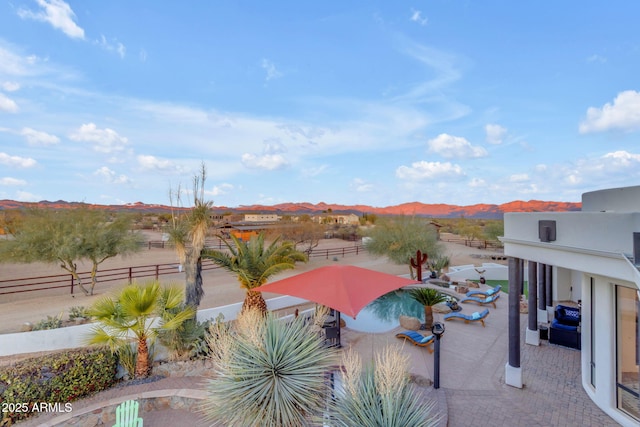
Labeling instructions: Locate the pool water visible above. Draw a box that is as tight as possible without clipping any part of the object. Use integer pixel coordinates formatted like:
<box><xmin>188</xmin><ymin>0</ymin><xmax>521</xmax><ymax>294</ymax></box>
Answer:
<box><xmin>343</xmin><ymin>290</ymin><xmax>425</xmax><ymax>333</ymax></box>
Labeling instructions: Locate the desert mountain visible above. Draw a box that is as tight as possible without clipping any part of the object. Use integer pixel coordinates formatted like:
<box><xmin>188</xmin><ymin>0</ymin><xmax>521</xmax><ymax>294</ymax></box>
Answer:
<box><xmin>0</xmin><ymin>199</ymin><xmax>581</xmax><ymax>219</ymax></box>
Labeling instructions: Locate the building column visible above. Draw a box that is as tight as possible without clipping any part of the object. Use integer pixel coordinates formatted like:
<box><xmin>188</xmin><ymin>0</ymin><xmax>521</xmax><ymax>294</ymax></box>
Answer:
<box><xmin>537</xmin><ymin>263</ymin><xmax>547</xmax><ymax>324</ymax></box>
<box><xmin>526</xmin><ymin>261</ymin><xmax>539</xmax><ymax>346</ymax></box>
<box><xmin>506</xmin><ymin>256</ymin><xmax>523</xmax><ymax>388</ymax></box>
<box><xmin>545</xmin><ymin>264</ymin><xmax>553</xmax><ymax>322</ymax></box>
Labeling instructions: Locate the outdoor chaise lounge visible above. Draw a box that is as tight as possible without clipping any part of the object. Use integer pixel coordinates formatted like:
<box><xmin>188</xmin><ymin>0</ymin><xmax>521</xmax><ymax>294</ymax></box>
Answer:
<box><xmin>460</xmin><ymin>293</ymin><xmax>500</xmax><ymax>308</ymax></box>
<box><xmin>395</xmin><ymin>331</ymin><xmax>435</xmax><ymax>353</ymax></box>
<box><xmin>444</xmin><ymin>308</ymin><xmax>490</xmax><ymax>327</ymax></box>
<box><xmin>466</xmin><ymin>284</ymin><xmax>501</xmax><ymax>299</ymax></box>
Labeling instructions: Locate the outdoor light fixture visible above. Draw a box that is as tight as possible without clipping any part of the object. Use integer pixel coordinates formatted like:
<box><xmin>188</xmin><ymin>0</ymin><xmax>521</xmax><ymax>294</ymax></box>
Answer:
<box><xmin>431</xmin><ymin>322</ymin><xmax>445</xmax><ymax>389</ymax></box>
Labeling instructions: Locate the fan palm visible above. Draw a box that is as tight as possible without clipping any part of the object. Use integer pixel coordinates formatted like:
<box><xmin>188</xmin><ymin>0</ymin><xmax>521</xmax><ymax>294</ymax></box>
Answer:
<box><xmin>203</xmin><ymin>233</ymin><xmax>307</xmax><ymax>314</ymax></box>
<box><xmin>86</xmin><ymin>281</ymin><xmax>195</xmax><ymax>378</ymax></box>
<box><xmin>409</xmin><ymin>288</ymin><xmax>448</xmax><ymax>330</ymax></box>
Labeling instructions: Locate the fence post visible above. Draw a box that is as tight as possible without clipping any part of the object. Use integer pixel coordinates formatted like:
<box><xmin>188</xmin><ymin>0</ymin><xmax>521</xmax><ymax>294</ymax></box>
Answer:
<box><xmin>156</xmin><ymin>265</ymin><xmax>159</xmax><ymax>280</ymax></box>
<box><xmin>70</xmin><ymin>275</ymin><xmax>74</xmax><ymax>295</ymax></box>
<box><xmin>128</xmin><ymin>267</ymin><xmax>133</xmax><ymax>284</ymax></box>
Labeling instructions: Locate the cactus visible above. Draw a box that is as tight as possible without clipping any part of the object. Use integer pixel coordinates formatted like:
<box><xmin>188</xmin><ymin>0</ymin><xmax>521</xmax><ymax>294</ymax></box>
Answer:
<box><xmin>410</xmin><ymin>250</ymin><xmax>428</xmax><ymax>282</ymax></box>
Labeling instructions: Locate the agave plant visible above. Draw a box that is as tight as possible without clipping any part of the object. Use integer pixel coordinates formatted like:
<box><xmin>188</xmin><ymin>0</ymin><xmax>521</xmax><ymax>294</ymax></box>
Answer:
<box><xmin>203</xmin><ymin>309</ymin><xmax>338</xmax><ymax>426</ymax></box>
<box><xmin>409</xmin><ymin>287</ymin><xmax>448</xmax><ymax>330</ymax></box>
<box><xmin>328</xmin><ymin>346</ymin><xmax>440</xmax><ymax>427</ymax></box>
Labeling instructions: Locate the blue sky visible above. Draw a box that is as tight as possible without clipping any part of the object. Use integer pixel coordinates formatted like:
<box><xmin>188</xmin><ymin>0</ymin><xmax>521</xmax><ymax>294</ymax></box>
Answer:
<box><xmin>1</xmin><ymin>1</ymin><xmax>639</xmax><ymax>208</ymax></box>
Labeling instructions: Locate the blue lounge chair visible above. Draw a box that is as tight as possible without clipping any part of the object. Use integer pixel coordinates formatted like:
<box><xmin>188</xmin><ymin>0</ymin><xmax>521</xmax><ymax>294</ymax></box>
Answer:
<box><xmin>444</xmin><ymin>308</ymin><xmax>490</xmax><ymax>327</ymax></box>
<box><xmin>395</xmin><ymin>331</ymin><xmax>435</xmax><ymax>353</ymax></box>
<box><xmin>466</xmin><ymin>284</ymin><xmax>501</xmax><ymax>299</ymax></box>
<box><xmin>460</xmin><ymin>293</ymin><xmax>500</xmax><ymax>308</ymax></box>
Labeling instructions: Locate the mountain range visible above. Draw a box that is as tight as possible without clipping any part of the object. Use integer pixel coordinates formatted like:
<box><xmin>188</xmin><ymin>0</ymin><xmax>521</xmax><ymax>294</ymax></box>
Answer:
<box><xmin>0</xmin><ymin>199</ymin><xmax>581</xmax><ymax>219</ymax></box>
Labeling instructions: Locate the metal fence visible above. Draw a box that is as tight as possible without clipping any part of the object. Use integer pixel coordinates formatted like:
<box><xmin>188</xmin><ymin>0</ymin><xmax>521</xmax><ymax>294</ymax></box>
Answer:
<box><xmin>0</xmin><ymin>244</ymin><xmax>365</xmax><ymax>296</ymax></box>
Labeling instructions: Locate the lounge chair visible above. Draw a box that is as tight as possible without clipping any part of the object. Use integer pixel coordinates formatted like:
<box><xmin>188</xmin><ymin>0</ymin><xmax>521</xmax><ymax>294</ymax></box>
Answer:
<box><xmin>444</xmin><ymin>308</ymin><xmax>490</xmax><ymax>326</ymax></box>
<box><xmin>466</xmin><ymin>285</ymin><xmax>501</xmax><ymax>299</ymax></box>
<box><xmin>113</xmin><ymin>399</ymin><xmax>143</xmax><ymax>427</ymax></box>
<box><xmin>395</xmin><ymin>331</ymin><xmax>435</xmax><ymax>353</ymax></box>
<box><xmin>460</xmin><ymin>293</ymin><xmax>500</xmax><ymax>308</ymax></box>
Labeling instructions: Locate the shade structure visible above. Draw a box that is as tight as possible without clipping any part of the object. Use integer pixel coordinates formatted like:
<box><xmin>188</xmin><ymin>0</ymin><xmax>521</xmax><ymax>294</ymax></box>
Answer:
<box><xmin>253</xmin><ymin>264</ymin><xmax>419</xmax><ymax>318</ymax></box>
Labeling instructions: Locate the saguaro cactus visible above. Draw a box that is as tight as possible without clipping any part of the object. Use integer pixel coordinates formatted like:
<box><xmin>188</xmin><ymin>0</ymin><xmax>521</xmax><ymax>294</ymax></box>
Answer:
<box><xmin>410</xmin><ymin>250</ymin><xmax>428</xmax><ymax>282</ymax></box>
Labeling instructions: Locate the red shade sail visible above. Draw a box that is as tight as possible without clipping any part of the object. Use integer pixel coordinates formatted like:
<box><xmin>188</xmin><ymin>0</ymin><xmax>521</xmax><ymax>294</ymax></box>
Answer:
<box><xmin>253</xmin><ymin>265</ymin><xmax>419</xmax><ymax>318</ymax></box>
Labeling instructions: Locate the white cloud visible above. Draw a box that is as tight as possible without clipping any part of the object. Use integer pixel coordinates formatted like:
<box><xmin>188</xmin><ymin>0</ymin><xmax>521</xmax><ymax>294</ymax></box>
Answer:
<box><xmin>587</xmin><ymin>54</ymin><xmax>606</xmax><ymax>63</ymax></box>
<box><xmin>0</xmin><ymin>152</ymin><xmax>37</xmax><ymax>168</ymax></box>
<box><xmin>468</xmin><ymin>177</ymin><xmax>486</xmax><ymax>188</ymax></box>
<box><xmin>351</xmin><ymin>178</ymin><xmax>374</xmax><ymax>192</ymax></box>
<box><xmin>261</xmin><ymin>59</ymin><xmax>283</xmax><ymax>81</ymax></box>
<box><xmin>241</xmin><ymin>153</ymin><xmax>289</xmax><ymax>170</ymax></box>
<box><xmin>0</xmin><ymin>93</ymin><xmax>19</xmax><ymax>113</ymax></box>
<box><xmin>15</xmin><ymin>190</ymin><xmax>41</xmax><ymax>202</ymax></box>
<box><xmin>94</xmin><ymin>166</ymin><xmax>131</xmax><ymax>184</ymax></box>
<box><xmin>410</xmin><ymin>9</ymin><xmax>428</xmax><ymax>26</ymax></box>
<box><xmin>96</xmin><ymin>35</ymin><xmax>126</xmax><ymax>59</ymax></box>
<box><xmin>21</xmin><ymin>127</ymin><xmax>60</xmax><ymax>146</ymax></box>
<box><xmin>509</xmin><ymin>173</ymin><xmax>529</xmax><ymax>182</ymax></box>
<box><xmin>396</xmin><ymin>161</ymin><xmax>464</xmax><ymax>180</ymax></box>
<box><xmin>579</xmin><ymin>90</ymin><xmax>640</xmax><ymax>133</ymax></box>
<box><xmin>485</xmin><ymin>124</ymin><xmax>507</xmax><ymax>145</ymax></box>
<box><xmin>301</xmin><ymin>165</ymin><xmax>327</xmax><ymax>178</ymax></box>
<box><xmin>1</xmin><ymin>82</ymin><xmax>20</xmax><ymax>92</ymax></box>
<box><xmin>601</xmin><ymin>150</ymin><xmax>640</xmax><ymax>167</ymax></box>
<box><xmin>69</xmin><ymin>123</ymin><xmax>128</xmax><ymax>153</ymax></box>
<box><xmin>427</xmin><ymin>133</ymin><xmax>487</xmax><ymax>159</ymax></box>
<box><xmin>0</xmin><ymin>177</ymin><xmax>27</xmax><ymax>186</ymax></box>
<box><xmin>136</xmin><ymin>154</ymin><xmax>181</xmax><ymax>173</ymax></box>
<box><xmin>17</xmin><ymin>0</ymin><xmax>85</xmax><ymax>39</ymax></box>
<box><xmin>209</xmin><ymin>183</ymin><xmax>234</xmax><ymax>196</ymax></box>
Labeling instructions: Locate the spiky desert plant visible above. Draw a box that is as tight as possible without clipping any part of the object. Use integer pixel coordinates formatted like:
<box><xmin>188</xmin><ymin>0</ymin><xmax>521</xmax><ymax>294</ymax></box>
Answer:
<box><xmin>203</xmin><ymin>233</ymin><xmax>307</xmax><ymax>314</ymax></box>
<box><xmin>202</xmin><ymin>309</ymin><xmax>337</xmax><ymax>426</ymax></box>
<box><xmin>86</xmin><ymin>281</ymin><xmax>195</xmax><ymax>378</ymax></box>
<box><xmin>409</xmin><ymin>287</ymin><xmax>448</xmax><ymax>329</ymax></box>
<box><xmin>328</xmin><ymin>346</ymin><xmax>440</xmax><ymax>427</ymax></box>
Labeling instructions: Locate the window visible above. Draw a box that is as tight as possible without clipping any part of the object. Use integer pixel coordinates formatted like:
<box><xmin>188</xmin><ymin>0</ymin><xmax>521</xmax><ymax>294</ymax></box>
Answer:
<box><xmin>616</xmin><ymin>285</ymin><xmax>639</xmax><ymax>421</ymax></box>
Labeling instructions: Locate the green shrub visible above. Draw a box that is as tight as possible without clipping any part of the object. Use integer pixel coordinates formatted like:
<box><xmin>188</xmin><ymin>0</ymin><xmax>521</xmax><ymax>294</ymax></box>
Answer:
<box><xmin>0</xmin><ymin>347</ymin><xmax>117</xmax><ymax>425</ymax></box>
<box><xmin>32</xmin><ymin>313</ymin><xmax>63</xmax><ymax>331</ymax></box>
<box><xmin>68</xmin><ymin>306</ymin><xmax>91</xmax><ymax>322</ymax></box>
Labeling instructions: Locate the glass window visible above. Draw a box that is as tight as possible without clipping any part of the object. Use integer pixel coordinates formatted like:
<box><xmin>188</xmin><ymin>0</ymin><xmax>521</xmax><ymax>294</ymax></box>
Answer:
<box><xmin>616</xmin><ymin>285</ymin><xmax>639</xmax><ymax>421</ymax></box>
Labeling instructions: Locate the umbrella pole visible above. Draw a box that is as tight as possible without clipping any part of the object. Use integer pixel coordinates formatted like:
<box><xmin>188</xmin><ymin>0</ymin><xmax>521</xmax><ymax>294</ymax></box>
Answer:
<box><xmin>336</xmin><ymin>311</ymin><xmax>342</xmax><ymax>348</ymax></box>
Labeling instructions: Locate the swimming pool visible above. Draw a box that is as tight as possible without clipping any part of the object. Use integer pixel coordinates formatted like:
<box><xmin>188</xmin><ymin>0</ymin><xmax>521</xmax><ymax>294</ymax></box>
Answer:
<box><xmin>343</xmin><ymin>290</ymin><xmax>424</xmax><ymax>333</ymax></box>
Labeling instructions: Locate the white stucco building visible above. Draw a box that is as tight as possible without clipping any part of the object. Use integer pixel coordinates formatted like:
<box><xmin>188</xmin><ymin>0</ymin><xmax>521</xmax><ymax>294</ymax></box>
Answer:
<box><xmin>502</xmin><ymin>185</ymin><xmax>640</xmax><ymax>426</ymax></box>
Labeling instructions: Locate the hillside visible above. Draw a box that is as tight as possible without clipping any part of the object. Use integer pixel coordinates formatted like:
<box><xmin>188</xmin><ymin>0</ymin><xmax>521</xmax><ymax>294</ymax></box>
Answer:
<box><xmin>0</xmin><ymin>199</ymin><xmax>581</xmax><ymax>219</ymax></box>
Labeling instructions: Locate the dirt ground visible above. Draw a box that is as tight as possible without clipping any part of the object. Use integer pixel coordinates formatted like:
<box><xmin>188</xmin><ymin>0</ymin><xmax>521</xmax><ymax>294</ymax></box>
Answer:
<box><xmin>0</xmin><ymin>233</ymin><xmax>504</xmax><ymax>336</ymax></box>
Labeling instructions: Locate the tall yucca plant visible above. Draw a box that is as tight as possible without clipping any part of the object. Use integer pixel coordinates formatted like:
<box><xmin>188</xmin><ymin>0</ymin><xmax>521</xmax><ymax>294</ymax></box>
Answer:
<box><xmin>409</xmin><ymin>287</ymin><xmax>448</xmax><ymax>329</ymax></box>
<box><xmin>328</xmin><ymin>347</ymin><xmax>440</xmax><ymax>427</ymax></box>
<box><xmin>203</xmin><ymin>233</ymin><xmax>307</xmax><ymax>314</ymax></box>
<box><xmin>167</xmin><ymin>163</ymin><xmax>213</xmax><ymax>308</ymax></box>
<box><xmin>86</xmin><ymin>281</ymin><xmax>195</xmax><ymax>378</ymax></box>
<box><xmin>203</xmin><ymin>309</ymin><xmax>338</xmax><ymax>426</ymax></box>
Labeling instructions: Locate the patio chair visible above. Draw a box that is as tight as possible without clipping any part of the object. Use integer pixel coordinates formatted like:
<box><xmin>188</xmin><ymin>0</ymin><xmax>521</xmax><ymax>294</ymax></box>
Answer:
<box><xmin>113</xmin><ymin>399</ymin><xmax>143</xmax><ymax>427</ymax></box>
<box><xmin>444</xmin><ymin>308</ymin><xmax>490</xmax><ymax>327</ymax></box>
<box><xmin>466</xmin><ymin>284</ymin><xmax>501</xmax><ymax>299</ymax></box>
<box><xmin>395</xmin><ymin>331</ymin><xmax>435</xmax><ymax>353</ymax></box>
<box><xmin>460</xmin><ymin>293</ymin><xmax>500</xmax><ymax>308</ymax></box>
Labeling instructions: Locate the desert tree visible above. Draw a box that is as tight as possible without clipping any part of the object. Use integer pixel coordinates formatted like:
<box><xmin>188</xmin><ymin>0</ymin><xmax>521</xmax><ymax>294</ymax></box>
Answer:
<box><xmin>364</xmin><ymin>216</ymin><xmax>444</xmax><ymax>279</ymax></box>
<box><xmin>166</xmin><ymin>163</ymin><xmax>213</xmax><ymax>309</ymax></box>
<box><xmin>268</xmin><ymin>220</ymin><xmax>326</xmax><ymax>256</ymax></box>
<box><xmin>0</xmin><ymin>206</ymin><xmax>143</xmax><ymax>295</ymax></box>
<box><xmin>203</xmin><ymin>233</ymin><xmax>307</xmax><ymax>314</ymax></box>
<box><xmin>86</xmin><ymin>280</ymin><xmax>195</xmax><ymax>378</ymax></box>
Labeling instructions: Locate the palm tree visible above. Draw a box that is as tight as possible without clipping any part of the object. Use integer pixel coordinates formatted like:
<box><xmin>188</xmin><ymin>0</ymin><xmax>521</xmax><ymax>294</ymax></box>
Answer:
<box><xmin>203</xmin><ymin>309</ymin><xmax>337</xmax><ymax>426</ymax></box>
<box><xmin>167</xmin><ymin>163</ymin><xmax>213</xmax><ymax>309</ymax></box>
<box><xmin>86</xmin><ymin>281</ymin><xmax>195</xmax><ymax>378</ymax></box>
<box><xmin>203</xmin><ymin>233</ymin><xmax>307</xmax><ymax>314</ymax></box>
<box><xmin>409</xmin><ymin>288</ymin><xmax>448</xmax><ymax>330</ymax></box>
